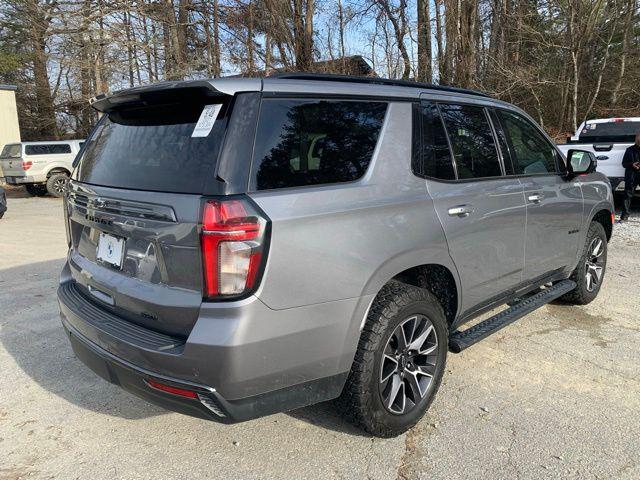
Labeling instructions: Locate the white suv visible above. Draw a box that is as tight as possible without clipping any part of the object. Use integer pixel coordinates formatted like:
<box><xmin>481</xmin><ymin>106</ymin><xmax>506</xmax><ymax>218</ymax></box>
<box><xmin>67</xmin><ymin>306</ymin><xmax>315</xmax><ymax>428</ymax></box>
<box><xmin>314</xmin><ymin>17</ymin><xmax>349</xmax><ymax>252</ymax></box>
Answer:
<box><xmin>0</xmin><ymin>140</ymin><xmax>84</xmax><ymax>197</ymax></box>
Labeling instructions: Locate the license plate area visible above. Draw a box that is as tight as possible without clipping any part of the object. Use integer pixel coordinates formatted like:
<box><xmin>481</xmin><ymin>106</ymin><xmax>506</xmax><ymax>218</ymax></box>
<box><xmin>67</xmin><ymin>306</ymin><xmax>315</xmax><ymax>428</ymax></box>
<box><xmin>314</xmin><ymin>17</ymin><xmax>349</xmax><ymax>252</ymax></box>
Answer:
<box><xmin>96</xmin><ymin>232</ymin><xmax>125</xmax><ymax>268</ymax></box>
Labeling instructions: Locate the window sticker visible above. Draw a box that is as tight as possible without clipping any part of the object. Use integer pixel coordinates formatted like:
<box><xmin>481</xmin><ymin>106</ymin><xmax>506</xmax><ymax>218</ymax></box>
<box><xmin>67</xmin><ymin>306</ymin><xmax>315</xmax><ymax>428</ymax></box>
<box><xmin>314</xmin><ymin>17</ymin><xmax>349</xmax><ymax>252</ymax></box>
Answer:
<box><xmin>192</xmin><ymin>104</ymin><xmax>222</xmax><ymax>137</ymax></box>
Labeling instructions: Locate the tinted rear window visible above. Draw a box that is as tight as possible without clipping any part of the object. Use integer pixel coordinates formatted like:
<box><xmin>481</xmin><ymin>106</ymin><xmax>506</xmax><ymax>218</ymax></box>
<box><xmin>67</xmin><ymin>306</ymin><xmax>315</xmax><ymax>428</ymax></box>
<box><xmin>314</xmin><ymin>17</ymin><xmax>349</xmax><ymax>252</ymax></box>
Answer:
<box><xmin>0</xmin><ymin>144</ymin><xmax>21</xmax><ymax>158</ymax></box>
<box><xmin>74</xmin><ymin>103</ymin><xmax>227</xmax><ymax>194</ymax></box>
<box><xmin>25</xmin><ymin>144</ymin><xmax>71</xmax><ymax>155</ymax></box>
<box><xmin>252</xmin><ymin>99</ymin><xmax>387</xmax><ymax>190</ymax></box>
<box><xmin>578</xmin><ymin>121</ymin><xmax>640</xmax><ymax>143</ymax></box>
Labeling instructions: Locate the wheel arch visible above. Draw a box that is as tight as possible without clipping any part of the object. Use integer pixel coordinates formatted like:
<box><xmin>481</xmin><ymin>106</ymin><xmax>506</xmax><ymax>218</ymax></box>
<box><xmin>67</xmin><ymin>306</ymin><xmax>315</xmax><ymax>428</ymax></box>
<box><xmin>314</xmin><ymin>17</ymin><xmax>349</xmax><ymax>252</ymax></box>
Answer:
<box><xmin>360</xmin><ymin>260</ymin><xmax>460</xmax><ymax>329</ymax></box>
<box><xmin>390</xmin><ymin>264</ymin><xmax>459</xmax><ymax>326</ymax></box>
<box><xmin>46</xmin><ymin>167</ymin><xmax>71</xmax><ymax>178</ymax></box>
<box><xmin>591</xmin><ymin>208</ymin><xmax>613</xmax><ymax>241</ymax></box>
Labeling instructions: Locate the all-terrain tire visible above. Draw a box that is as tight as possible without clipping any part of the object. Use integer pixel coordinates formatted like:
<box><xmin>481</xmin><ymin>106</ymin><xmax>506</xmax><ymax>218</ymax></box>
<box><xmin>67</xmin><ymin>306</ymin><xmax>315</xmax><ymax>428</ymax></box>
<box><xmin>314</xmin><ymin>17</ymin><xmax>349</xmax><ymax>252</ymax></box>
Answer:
<box><xmin>560</xmin><ymin>221</ymin><xmax>607</xmax><ymax>305</ymax></box>
<box><xmin>336</xmin><ymin>280</ymin><xmax>448</xmax><ymax>437</ymax></box>
<box><xmin>46</xmin><ymin>172</ymin><xmax>69</xmax><ymax>197</ymax></box>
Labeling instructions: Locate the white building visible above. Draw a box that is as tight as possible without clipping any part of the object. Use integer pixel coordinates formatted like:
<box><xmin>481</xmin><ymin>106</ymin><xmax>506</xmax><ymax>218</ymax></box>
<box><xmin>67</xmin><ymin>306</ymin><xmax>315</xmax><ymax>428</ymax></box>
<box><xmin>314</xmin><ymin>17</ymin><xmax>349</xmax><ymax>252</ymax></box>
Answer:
<box><xmin>0</xmin><ymin>84</ymin><xmax>21</xmax><ymax>178</ymax></box>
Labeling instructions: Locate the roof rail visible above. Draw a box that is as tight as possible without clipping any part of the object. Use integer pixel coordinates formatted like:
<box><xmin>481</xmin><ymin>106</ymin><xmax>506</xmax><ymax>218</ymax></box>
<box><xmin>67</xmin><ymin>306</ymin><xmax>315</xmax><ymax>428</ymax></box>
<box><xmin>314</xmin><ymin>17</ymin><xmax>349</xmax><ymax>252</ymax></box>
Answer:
<box><xmin>269</xmin><ymin>72</ymin><xmax>489</xmax><ymax>98</ymax></box>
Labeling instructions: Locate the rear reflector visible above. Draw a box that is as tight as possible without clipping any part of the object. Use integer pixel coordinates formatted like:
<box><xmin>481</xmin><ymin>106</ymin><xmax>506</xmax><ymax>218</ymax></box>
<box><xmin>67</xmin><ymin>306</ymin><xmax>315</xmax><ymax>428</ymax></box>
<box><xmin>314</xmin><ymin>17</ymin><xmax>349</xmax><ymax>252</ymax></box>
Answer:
<box><xmin>145</xmin><ymin>379</ymin><xmax>198</xmax><ymax>399</ymax></box>
<box><xmin>22</xmin><ymin>161</ymin><xmax>32</xmax><ymax>171</ymax></box>
<box><xmin>201</xmin><ymin>198</ymin><xmax>268</xmax><ymax>299</ymax></box>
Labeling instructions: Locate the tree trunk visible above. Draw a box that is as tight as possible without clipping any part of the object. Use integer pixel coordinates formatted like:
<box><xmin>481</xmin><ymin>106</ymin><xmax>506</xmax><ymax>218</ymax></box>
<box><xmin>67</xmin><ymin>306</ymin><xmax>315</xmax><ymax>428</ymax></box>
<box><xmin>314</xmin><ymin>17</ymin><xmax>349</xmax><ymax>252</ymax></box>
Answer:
<box><xmin>417</xmin><ymin>0</ymin><xmax>432</xmax><ymax>82</ymax></box>
<box><xmin>27</xmin><ymin>0</ymin><xmax>57</xmax><ymax>138</ymax></box>
<box><xmin>338</xmin><ymin>0</ymin><xmax>346</xmax><ymax>72</ymax></box>
<box><xmin>303</xmin><ymin>0</ymin><xmax>314</xmax><ymax>69</ymax></box>
<box><xmin>434</xmin><ymin>0</ymin><xmax>445</xmax><ymax>83</ymax></box>
<box><xmin>611</xmin><ymin>0</ymin><xmax>635</xmax><ymax>106</ymax></box>
<box><xmin>247</xmin><ymin>1</ymin><xmax>255</xmax><ymax>73</ymax></box>
<box><xmin>213</xmin><ymin>0</ymin><xmax>221</xmax><ymax>77</ymax></box>
<box><xmin>376</xmin><ymin>0</ymin><xmax>411</xmax><ymax>79</ymax></box>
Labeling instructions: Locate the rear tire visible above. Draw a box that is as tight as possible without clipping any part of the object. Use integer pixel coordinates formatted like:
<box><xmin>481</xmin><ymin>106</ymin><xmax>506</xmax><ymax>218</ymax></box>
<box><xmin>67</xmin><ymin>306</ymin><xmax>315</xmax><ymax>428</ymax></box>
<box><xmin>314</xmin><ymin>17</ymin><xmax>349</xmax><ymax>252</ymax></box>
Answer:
<box><xmin>25</xmin><ymin>184</ymin><xmax>48</xmax><ymax>197</ymax></box>
<box><xmin>46</xmin><ymin>172</ymin><xmax>69</xmax><ymax>197</ymax></box>
<box><xmin>560</xmin><ymin>221</ymin><xmax>607</xmax><ymax>305</ymax></box>
<box><xmin>337</xmin><ymin>280</ymin><xmax>448</xmax><ymax>438</ymax></box>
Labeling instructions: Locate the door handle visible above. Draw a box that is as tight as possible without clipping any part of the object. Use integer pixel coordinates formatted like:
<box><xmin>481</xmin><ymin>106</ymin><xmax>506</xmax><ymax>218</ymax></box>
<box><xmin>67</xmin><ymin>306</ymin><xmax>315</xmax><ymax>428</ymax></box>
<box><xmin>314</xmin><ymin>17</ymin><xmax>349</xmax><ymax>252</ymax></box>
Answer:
<box><xmin>527</xmin><ymin>193</ymin><xmax>544</xmax><ymax>203</ymax></box>
<box><xmin>448</xmin><ymin>205</ymin><xmax>473</xmax><ymax>217</ymax></box>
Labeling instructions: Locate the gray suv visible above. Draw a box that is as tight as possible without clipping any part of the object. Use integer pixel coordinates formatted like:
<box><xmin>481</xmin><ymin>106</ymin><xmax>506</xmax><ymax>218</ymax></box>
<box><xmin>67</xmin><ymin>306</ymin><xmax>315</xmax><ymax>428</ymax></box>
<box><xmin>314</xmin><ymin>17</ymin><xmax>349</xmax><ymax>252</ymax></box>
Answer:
<box><xmin>58</xmin><ymin>74</ymin><xmax>613</xmax><ymax>437</ymax></box>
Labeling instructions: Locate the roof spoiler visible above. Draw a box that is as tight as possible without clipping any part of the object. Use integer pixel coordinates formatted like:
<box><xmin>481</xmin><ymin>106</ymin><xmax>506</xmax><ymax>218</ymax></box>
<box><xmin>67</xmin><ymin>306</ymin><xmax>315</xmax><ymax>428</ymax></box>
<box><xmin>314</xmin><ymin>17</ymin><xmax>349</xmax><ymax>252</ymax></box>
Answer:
<box><xmin>89</xmin><ymin>79</ymin><xmax>263</xmax><ymax>113</ymax></box>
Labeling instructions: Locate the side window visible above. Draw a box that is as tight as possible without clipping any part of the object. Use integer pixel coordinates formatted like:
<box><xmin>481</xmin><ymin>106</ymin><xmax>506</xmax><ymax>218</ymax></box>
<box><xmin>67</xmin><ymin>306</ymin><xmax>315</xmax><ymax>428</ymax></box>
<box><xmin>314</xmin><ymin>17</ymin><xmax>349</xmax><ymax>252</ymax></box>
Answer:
<box><xmin>497</xmin><ymin>110</ymin><xmax>558</xmax><ymax>174</ymax></box>
<box><xmin>25</xmin><ymin>144</ymin><xmax>72</xmax><ymax>155</ymax></box>
<box><xmin>415</xmin><ymin>102</ymin><xmax>455</xmax><ymax>180</ymax></box>
<box><xmin>252</xmin><ymin>99</ymin><xmax>387</xmax><ymax>190</ymax></box>
<box><xmin>438</xmin><ymin>104</ymin><xmax>502</xmax><ymax>179</ymax></box>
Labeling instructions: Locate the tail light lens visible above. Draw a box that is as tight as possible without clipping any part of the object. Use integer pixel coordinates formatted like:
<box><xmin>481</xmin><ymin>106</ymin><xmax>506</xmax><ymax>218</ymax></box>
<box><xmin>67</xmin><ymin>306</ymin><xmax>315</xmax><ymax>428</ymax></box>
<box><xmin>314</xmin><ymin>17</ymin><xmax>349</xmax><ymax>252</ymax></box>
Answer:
<box><xmin>145</xmin><ymin>379</ymin><xmax>197</xmax><ymax>399</ymax></box>
<box><xmin>201</xmin><ymin>198</ymin><xmax>268</xmax><ymax>299</ymax></box>
<box><xmin>22</xmin><ymin>161</ymin><xmax>32</xmax><ymax>171</ymax></box>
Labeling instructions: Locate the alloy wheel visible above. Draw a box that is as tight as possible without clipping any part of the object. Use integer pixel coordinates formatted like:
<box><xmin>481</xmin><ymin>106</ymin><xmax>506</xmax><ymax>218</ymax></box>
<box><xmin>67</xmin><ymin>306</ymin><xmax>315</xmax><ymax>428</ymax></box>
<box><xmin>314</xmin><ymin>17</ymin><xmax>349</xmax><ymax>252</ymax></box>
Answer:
<box><xmin>53</xmin><ymin>177</ymin><xmax>68</xmax><ymax>195</ymax></box>
<box><xmin>379</xmin><ymin>315</ymin><xmax>439</xmax><ymax>415</ymax></box>
<box><xmin>584</xmin><ymin>237</ymin><xmax>604</xmax><ymax>292</ymax></box>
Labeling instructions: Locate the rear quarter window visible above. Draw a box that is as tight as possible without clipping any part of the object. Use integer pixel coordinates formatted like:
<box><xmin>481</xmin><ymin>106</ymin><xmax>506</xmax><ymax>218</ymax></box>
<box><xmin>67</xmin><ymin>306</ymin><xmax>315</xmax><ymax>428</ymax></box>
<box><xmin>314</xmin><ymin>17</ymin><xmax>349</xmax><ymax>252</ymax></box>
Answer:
<box><xmin>251</xmin><ymin>99</ymin><xmax>387</xmax><ymax>190</ymax></box>
<box><xmin>25</xmin><ymin>144</ymin><xmax>72</xmax><ymax>155</ymax></box>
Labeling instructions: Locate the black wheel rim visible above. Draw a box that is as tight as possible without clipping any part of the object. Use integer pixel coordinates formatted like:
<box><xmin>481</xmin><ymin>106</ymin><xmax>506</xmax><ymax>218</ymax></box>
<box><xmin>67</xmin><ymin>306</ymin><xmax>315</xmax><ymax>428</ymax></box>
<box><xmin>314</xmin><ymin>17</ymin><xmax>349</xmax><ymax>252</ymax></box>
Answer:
<box><xmin>379</xmin><ymin>315</ymin><xmax>439</xmax><ymax>415</ymax></box>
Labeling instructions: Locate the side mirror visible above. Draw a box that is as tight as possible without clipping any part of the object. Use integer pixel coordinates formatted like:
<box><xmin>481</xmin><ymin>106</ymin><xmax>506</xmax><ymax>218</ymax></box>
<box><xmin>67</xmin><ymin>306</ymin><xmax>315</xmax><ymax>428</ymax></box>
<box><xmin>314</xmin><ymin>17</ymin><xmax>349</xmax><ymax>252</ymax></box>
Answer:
<box><xmin>566</xmin><ymin>149</ymin><xmax>597</xmax><ymax>177</ymax></box>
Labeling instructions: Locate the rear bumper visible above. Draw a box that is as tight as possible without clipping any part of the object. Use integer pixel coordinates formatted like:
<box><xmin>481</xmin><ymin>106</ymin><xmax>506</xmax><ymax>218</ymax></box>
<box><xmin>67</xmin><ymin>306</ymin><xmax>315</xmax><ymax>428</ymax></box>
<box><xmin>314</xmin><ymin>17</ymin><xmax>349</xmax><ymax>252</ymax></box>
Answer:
<box><xmin>5</xmin><ymin>175</ymin><xmax>43</xmax><ymax>184</ymax></box>
<box><xmin>57</xmin><ymin>271</ymin><xmax>368</xmax><ymax>421</ymax></box>
<box><xmin>62</xmin><ymin>318</ymin><xmax>347</xmax><ymax>422</ymax></box>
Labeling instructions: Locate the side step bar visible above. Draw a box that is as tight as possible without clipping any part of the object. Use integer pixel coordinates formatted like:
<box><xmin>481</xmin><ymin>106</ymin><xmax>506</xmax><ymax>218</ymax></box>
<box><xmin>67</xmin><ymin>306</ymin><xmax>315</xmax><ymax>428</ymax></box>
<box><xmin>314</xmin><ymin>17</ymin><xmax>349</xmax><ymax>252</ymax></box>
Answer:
<box><xmin>449</xmin><ymin>280</ymin><xmax>576</xmax><ymax>353</ymax></box>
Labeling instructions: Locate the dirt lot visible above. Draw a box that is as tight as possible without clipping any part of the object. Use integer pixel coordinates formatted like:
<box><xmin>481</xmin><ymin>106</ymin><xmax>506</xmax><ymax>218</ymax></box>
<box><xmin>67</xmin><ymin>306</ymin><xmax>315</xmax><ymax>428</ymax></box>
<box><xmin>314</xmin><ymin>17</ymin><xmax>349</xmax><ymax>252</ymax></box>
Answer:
<box><xmin>1</xmin><ymin>188</ymin><xmax>639</xmax><ymax>480</ymax></box>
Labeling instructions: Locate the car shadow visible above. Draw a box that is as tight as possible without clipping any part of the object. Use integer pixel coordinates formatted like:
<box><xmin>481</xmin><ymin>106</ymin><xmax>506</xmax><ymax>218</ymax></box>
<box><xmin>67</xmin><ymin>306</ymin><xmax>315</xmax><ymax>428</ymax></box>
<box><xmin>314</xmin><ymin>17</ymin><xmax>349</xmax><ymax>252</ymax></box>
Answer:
<box><xmin>0</xmin><ymin>258</ymin><xmax>164</xmax><ymax>420</ymax></box>
<box><xmin>0</xmin><ymin>258</ymin><xmax>364</xmax><ymax>433</ymax></box>
<box><xmin>1</xmin><ymin>184</ymin><xmax>31</xmax><ymax>198</ymax></box>
<box><xmin>286</xmin><ymin>401</ymin><xmax>370</xmax><ymax>437</ymax></box>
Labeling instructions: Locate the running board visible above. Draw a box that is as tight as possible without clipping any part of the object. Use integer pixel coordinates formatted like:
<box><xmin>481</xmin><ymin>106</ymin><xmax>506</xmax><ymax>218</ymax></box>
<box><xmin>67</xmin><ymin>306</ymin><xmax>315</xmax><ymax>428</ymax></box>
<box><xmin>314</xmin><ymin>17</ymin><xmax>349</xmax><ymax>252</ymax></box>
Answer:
<box><xmin>449</xmin><ymin>280</ymin><xmax>576</xmax><ymax>353</ymax></box>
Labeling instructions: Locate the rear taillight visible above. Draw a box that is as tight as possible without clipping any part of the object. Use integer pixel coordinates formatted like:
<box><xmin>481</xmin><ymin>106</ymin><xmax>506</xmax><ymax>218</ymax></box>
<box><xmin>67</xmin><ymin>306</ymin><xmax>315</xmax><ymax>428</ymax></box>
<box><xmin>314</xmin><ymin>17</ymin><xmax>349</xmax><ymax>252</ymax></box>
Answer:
<box><xmin>22</xmin><ymin>161</ymin><xmax>32</xmax><ymax>171</ymax></box>
<box><xmin>201</xmin><ymin>198</ymin><xmax>268</xmax><ymax>299</ymax></box>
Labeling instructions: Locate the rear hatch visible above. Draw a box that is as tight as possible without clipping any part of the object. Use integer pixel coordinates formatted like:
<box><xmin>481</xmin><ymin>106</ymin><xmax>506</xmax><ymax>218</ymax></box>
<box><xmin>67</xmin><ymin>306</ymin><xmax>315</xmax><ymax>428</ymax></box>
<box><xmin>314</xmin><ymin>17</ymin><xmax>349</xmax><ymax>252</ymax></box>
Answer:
<box><xmin>66</xmin><ymin>86</ymin><xmax>234</xmax><ymax>338</ymax></box>
<box><xmin>0</xmin><ymin>144</ymin><xmax>25</xmax><ymax>177</ymax></box>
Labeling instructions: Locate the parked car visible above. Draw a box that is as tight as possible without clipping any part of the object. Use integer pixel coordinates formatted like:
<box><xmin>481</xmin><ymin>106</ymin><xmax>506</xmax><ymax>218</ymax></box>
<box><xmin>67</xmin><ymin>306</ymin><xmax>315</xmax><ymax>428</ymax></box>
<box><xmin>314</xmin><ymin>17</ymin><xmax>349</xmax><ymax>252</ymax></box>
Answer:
<box><xmin>0</xmin><ymin>140</ymin><xmax>84</xmax><ymax>197</ymax></box>
<box><xmin>57</xmin><ymin>75</ymin><xmax>613</xmax><ymax>438</ymax></box>
<box><xmin>557</xmin><ymin>117</ymin><xmax>640</xmax><ymax>193</ymax></box>
<box><xmin>0</xmin><ymin>185</ymin><xmax>6</xmax><ymax>219</ymax></box>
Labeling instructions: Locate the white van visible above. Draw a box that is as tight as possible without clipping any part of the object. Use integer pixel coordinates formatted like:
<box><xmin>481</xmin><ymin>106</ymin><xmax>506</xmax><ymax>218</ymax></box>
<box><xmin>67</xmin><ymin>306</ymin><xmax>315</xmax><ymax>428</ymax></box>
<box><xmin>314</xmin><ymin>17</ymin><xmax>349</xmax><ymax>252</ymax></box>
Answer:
<box><xmin>0</xmin><ymin>140</ymin><xmax>84</xmax><ymax>197</ymax></box>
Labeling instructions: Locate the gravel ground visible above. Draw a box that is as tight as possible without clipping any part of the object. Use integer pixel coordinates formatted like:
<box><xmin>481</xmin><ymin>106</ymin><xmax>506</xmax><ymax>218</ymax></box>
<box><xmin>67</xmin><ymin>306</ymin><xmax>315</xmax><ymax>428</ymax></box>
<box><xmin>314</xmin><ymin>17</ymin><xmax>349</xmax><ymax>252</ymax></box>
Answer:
<box><xmin>0</xmin><ymin>190</ymin><xmax>639</xmax><ymax>480</ymax></box>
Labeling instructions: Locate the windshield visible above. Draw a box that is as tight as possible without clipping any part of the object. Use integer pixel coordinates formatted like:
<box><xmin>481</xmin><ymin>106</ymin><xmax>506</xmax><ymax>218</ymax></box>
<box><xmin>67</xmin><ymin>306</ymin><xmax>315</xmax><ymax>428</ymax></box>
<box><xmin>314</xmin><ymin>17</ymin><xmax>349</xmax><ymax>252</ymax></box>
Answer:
<box><xmin>74</xmin><ymin>102</ymin><xmax>228</xmax><ymax>194</ymax></box>
<box><xmin>0</xmin><ymin>144</ymin><xmax>21</xmax><ymax>158</ymax></box>
<box><xmin>578</xmin><ymin>121</ymin><xmax>640</xmax><ymax>143</ymax></box>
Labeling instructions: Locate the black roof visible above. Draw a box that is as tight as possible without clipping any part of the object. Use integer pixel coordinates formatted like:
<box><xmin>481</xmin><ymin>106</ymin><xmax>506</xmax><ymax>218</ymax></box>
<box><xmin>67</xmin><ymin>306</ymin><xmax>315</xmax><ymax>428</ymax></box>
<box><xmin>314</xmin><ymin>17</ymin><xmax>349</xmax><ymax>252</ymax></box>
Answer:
<box><xmin>270</xmin><ymin>73</ymin><xmax>489</xmax><ymax>98</ymax></box>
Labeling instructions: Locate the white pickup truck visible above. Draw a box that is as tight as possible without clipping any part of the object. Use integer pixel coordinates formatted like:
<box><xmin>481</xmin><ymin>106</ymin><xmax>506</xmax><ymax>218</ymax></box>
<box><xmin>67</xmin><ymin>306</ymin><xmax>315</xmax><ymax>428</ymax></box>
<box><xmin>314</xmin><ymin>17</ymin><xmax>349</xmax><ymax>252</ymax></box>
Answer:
<box><xmin>557</xmin><ymin>117</ymin><xmax>640</xmax><ymax>193</ymax></box>
<box><xmin>0</xmin><ymin>140</ymin><xmax>84</xmax><ymax>197</ymax></box>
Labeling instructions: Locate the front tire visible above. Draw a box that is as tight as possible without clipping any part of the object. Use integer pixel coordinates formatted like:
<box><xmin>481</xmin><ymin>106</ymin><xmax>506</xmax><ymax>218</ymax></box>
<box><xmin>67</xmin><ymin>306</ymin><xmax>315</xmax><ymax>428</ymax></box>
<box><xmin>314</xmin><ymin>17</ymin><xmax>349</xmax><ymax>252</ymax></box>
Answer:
<box><xmin>46</xmin><ymin>172</ymin><xmax>69</xmax><ymax>197</ymax></box>
<box><xmin>337</xmin><ymin>281</ymin><xmax>447</xmax><ymax>437</ymax></box>
<box><xmin>561</xmin><ymin>221</ymin><xmax>607</xmax><ymax>305</ymax></box>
